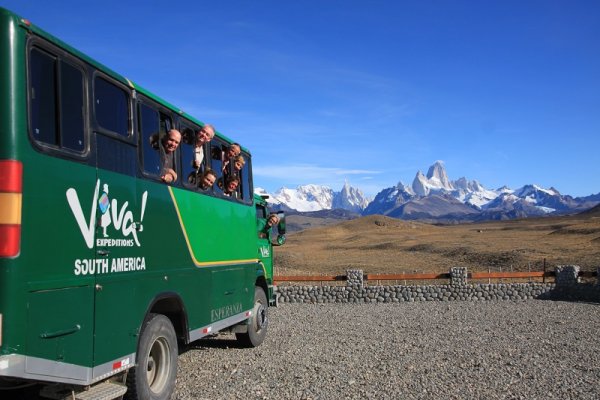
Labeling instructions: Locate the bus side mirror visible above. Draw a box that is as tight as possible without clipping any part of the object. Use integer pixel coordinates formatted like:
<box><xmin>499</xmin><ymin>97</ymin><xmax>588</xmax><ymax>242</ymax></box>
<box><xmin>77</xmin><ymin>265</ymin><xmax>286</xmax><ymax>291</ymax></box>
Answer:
<box><xmin>277</xmin><ymin>212</ymin><xmax>286</xmax><ymax>235</ymax></box>
<box><xmin>275</xmin><ymin>235</ymin><xmax>286</xmax><ymax>246</ymax></box>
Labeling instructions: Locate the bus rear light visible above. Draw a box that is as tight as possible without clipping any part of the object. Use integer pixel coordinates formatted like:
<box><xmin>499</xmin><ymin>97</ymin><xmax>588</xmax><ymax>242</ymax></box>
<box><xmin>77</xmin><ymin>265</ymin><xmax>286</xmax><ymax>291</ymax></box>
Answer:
<box><xmin>0</xmin><ymin>193</ymin><xmax>22</xmax><ymax>224</ymax></box>
<box><xmin>0</xmin><ymin>161</ymin><xmax>22</xmax><ymax>258</ymax></box>
<box><xmin>0</xmin><ymin>226</ymin><xmax>21</xmax><ymax>258</ymax></box>
<box><xmin>0</xmin><ymin>161</ymin><xmax>23</xmax><ymax>192</ymax></box>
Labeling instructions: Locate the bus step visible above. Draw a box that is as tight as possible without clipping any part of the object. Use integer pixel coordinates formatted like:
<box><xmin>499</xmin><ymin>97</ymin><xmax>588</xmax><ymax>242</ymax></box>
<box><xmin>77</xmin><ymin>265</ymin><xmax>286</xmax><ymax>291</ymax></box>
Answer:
<box><xmin>40</xmin><ymin>381</ymin><xmax>128</xmax><ymax>400</ymax></box>
<box><xmin>75</xmin><ymin>382</ymin><xmax>128</xmax><ymax>400</ymax></box>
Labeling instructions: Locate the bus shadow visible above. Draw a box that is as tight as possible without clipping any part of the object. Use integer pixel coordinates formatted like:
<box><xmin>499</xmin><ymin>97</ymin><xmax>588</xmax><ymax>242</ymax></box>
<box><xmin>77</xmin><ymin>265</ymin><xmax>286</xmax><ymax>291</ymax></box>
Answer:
<box><xmin>181</xmin><ymin>336</ymin><xmax>243</xmax><ymax>353</ymax></box>
<box><xmin>0</xmin><ymin>383</ymin><xmax>45</xmax><ymax>400</ymax></box>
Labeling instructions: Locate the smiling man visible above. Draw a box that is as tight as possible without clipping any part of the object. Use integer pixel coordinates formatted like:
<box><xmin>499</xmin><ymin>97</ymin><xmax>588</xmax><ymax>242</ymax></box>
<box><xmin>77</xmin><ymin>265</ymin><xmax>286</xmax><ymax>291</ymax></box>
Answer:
<box><xmin>160</xmin><ymin>129</ymin><xmax>182</xmax><ymax>183</ymax></box>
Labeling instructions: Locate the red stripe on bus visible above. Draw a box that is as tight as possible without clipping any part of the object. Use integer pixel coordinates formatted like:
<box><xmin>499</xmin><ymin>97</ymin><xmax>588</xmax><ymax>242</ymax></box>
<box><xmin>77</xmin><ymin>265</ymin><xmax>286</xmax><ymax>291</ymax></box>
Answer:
<box><xmin>0</xmin><ymin>160</ymin><xmax>23</xmax><ymax>193</ymax></box>
<box><xmin>0</xmin><ymin>225</ymin><xmax>21</xmax><ymax>257</ymax></box>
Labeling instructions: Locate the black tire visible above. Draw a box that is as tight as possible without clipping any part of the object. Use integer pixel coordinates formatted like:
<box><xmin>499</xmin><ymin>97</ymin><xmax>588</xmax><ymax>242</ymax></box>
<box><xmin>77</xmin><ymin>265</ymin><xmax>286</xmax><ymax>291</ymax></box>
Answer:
<box><xmin>126</xmin><ymin>314</ymin><xmax>178</xmax><ymax>400</ymax></box>
<box><xmin>236</xmin><ymin>287</ymin><xmax>268</xmax><ymax>347</ymax></box>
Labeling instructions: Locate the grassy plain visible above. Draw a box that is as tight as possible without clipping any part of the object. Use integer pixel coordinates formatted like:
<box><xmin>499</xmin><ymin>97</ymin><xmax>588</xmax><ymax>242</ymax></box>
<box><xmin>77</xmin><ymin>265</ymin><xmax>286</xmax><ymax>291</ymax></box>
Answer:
<box><xmin>274</xmin><ymin>209</ymin><xmax>600</xmax><ymax>276</ymax></box>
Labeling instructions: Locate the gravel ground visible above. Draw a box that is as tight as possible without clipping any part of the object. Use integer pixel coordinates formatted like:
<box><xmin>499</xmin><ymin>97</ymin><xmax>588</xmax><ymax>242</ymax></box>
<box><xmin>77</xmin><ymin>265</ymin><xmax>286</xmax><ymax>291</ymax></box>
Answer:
<box><xmin>174</xmin><ymin>300</ymin><xmax>600</xmax><ymax>400</ymax></box>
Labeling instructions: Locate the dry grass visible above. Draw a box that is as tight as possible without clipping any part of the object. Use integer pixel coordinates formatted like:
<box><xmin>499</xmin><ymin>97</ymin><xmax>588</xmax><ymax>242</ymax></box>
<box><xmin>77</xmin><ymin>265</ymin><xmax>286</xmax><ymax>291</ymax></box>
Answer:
<box><xmin>274</xmin><ymin>213</ymin><xmax>600</xmax><ymax>276</ymax></box>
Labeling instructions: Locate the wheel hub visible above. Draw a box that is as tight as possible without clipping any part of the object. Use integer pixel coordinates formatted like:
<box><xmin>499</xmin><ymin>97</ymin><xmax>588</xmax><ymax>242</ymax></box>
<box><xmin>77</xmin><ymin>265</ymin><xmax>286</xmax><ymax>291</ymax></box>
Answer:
<box><xmin>256</xmin><ymin>304</ymin><xmax>267</xmax><ymax>330</ymax></box>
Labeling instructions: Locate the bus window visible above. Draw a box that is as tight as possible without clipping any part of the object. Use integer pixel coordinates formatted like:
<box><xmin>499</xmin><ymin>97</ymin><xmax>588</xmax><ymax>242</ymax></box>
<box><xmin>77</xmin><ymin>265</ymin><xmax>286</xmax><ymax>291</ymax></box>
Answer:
<box><xmin>139</xmin><ymin>103</ymin><xmax>175</xmax><ymax>180</ymax></box>
<box><xmin>29</xmin><ymin>47</ymin><xmax>85</xmax><ymax>152</ymax></box>
<box><xmin>210</xmin><ymin>139</ymin><xmax>225</xmax><ymax>196</ymax></box>
<box><xmin>238</xmin><ymin>152</ymin><xmax>252</xmax><ymax>202</ymax></box>
<box><xmin>139</xmin><ymin>103</ymin><xmax>161</xmax><ymax>176</ymax></box>
<box><xmin>180</xmin><ymin>125</ymin><xmax>199</xmax><ymax>188</ymax></box>
<box><xmin>94</xmin><ymin>76</ymin><xmax>129</xmax><ymax>137</ymax></box>
<box><xmin>60</xmin><ymin>62</ymin><xmax>85</xmax><ymax>151</ymax></box>
<box><xmin>30</xmin><ymin>48</ymin><xmax>58</xmax><ymax>146</ymax></box>
<box><xmin>256</xmin><ymin>203</ymin><xmax>267</xmax><ymax>220</ymax></box>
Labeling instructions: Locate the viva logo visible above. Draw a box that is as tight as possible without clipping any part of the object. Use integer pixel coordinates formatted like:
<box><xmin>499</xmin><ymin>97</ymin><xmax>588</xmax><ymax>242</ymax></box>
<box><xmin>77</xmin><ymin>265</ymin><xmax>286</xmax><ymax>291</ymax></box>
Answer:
<box><xmin>66</xmin><ymin>180</ymin><xmax>148</xmax><ymax>249</ymax></box>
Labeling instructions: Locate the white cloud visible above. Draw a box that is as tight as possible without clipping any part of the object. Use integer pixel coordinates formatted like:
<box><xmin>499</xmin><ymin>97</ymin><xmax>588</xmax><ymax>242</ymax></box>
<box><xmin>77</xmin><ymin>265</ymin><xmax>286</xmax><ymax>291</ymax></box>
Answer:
<box><xmin>254</xmin><ymin>164</ymin><xmax>381</xmax><ymax>192</ymax></box>
<box><xmin>254</xmin><ymin>164</ymin><xmax>379</xmax><ymax>181</ymax></box>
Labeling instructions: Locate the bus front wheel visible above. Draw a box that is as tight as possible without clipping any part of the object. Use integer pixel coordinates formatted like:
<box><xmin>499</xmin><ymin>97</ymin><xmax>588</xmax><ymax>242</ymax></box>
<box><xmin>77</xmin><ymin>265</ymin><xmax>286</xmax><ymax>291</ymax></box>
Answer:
<box><xmin>126</xmin><ymin>313</ymin><xmax>178</xmax><ymax>400</ymax></box>
<box><xmin>236</xmin><ymin>286</ymin><xmax>268</xmax><ymax>347</ymax></box>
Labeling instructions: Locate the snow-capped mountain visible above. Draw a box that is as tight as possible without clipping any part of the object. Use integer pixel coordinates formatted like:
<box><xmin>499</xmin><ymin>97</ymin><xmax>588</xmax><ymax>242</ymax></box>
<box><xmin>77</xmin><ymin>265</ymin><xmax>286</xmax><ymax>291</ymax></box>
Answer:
<box><xmin>259</xmin><ymin>183</ymin><xmax>370</xmax><ymax>213</ymax></box>
<box><xmin>257</xmin><ymin>161</ymin><xmax>598</xmax><ymax>222</ymax></box>
<box><xmin>273</xmin><ymin>185</ymin><xmax>335</xmax><ymax>212</ymax></box>
<box><xmin>332</xmin><ymin>181</ymin><xmax>371</xmax><ymax>212</ymax></box>
<box><xmin>413</xmin><ymin>160</ymin><xmax>454</xmax><ymax>196</ymax></box>
<box><xmin>407</xmin><ymin>161</ymin><xmax>500</xmax><ymax>209</ymax></box>
<box><xmin>362</xmin><ymin>181</ymin><xmax>415</xmax><ymax>216</ymax></box>
<box><xmin>482</xmin><ymin>185</ymin><xmax>582</xmax><ymax>215</ymax></box>
<box><xmin>363</xmin><ymin>161</ymin><xmax>598</xmax><ymax>221</ymax></box>
<box><xmin>453</xmin><ymin>178</ymin><xmax>499</xmax><ymax>209</ymax></box>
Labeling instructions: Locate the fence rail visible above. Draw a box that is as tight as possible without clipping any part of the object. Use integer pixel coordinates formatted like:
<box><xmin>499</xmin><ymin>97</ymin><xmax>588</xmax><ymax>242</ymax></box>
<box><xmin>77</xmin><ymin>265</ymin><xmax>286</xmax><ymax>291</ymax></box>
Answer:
<box><xmin>365</xmin><ymin>273</ymin><xmax>450</xmax><ymax>281</ymax></box>
<box><xmin>273</xmin><ymin>275</ymin><xmax>347</xmax><ymax>282</ymax></box>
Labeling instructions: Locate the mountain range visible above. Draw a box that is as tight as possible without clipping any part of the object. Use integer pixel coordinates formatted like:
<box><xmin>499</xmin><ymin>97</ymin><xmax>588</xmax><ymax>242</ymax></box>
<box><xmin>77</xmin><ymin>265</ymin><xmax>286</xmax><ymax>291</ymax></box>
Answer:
<box><xmin>255</xmin><ymin>181</ymin><xmax>370</xmax><ymax>213</ymax></box>
<box><xmin>257</xmin><ymin>161</ymin><xmax>600</xmax><ymax>223</ymax></box>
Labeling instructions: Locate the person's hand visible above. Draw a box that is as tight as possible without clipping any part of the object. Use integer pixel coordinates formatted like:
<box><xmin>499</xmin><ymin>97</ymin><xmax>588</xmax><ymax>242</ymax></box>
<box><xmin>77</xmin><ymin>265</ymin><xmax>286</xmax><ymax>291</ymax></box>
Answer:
<box><xmin>161</xmin><ymin>168</ymin><xmax>177</xmax><ymax>183</ymax></box>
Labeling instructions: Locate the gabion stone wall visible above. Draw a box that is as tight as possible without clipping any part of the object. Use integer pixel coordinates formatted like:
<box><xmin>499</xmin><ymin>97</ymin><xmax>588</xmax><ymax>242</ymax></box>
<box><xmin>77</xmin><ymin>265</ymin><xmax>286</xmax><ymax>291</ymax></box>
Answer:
<box><xmin>555</xmin><ymin>265</ymin><xmax>580</xmax><ymax>285</ymax></box>
<box><xmin>276</xmin><ymin>282</ymin><xmax>555</xmax><ymax>304</ymax></box>
<box><xmin>346</xmin><ymin>269</ymin><xmax>364</xmax><ymax>289</ymax></box>
<box><xmin>450</xmin><ymin>267</ymin><xmax>468</xmax><ymax>286</ymax></box>
<box><xmin>275</xmin><ymin>267</ymin><xmax>600</xmax><ymax>304</ymax></box>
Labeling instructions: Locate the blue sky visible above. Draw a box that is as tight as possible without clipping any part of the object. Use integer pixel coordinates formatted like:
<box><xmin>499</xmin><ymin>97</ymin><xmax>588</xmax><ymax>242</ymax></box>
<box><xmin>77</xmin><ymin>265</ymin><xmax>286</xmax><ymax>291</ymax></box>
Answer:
<box><xmin>4</xmin><ymin>0</ymin><xmax>599</xmax><ymax>197</ymax></box>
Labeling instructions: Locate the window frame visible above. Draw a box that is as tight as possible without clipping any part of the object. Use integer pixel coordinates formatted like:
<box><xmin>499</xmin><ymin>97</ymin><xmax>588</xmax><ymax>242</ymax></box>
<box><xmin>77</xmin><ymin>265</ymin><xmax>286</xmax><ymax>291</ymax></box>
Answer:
<box><xmin>26</xmin><ymin>36</ymin><xmax>91</xmax><ymax>160</ymax></box>
<box><xmin>178</xmin><ymin>120</ymin><xmax>206</xmax><ymax>191</ymax></box>
<box><xmin>236</xmin><ymin>150</ymin><xmax>253</xmax><ymax>205</ymax></box>
<box><xmin>137</xmin><ymin>96</ymin><xmax>178</xmax><ymax>182</ymax></box>
<box><xmin>208</xmin><ymin>137</ymin><xmax>227</xmax><ymax>198</ymax></box>
<box><xmin>91</xmin><ymin>71</ymin><xmax>134</xmax><ymax>143</ymax></box>
<box><xmin>207</xmin><ymin>138</ymin><xmax>253</xmax><ymax>204</ymax></box>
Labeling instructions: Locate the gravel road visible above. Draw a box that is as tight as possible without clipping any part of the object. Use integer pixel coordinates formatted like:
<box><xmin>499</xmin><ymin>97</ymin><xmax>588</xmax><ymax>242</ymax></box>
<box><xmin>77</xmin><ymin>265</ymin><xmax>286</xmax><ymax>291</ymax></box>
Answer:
<box><xmin>174</xmin><ymin>300</ymin><xmax>600</xmax><ymax>400</ymax></box>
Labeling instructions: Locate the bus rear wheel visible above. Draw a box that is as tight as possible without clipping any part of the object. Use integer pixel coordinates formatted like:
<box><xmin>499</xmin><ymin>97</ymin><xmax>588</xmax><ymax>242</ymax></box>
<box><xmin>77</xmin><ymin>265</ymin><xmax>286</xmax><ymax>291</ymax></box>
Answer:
<box><xmin>126</xmin><ymin>313</ymin><xmax>178</xmax><ymax>400</ymax></box>
<box><xmin>236</xmin><ymin>286</ymin><xmax>268</xmax><ymax>347</ymax></box>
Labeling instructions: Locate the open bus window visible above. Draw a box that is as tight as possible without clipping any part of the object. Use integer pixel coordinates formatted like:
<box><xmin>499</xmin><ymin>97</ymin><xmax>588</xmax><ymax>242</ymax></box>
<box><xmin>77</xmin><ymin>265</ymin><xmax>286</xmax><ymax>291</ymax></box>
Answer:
<box><xmin>180</xmin><ymin>125</ymin><xmax>202</xmax><ymax>188</ymax></box>
<box><xmin>209</xmin><ymin>140</ymin><xmax>252</xmax><ymax>201</ymax></box>
<box><xmin>29</xmin><ymin>47</ymin><xmax>85</xmax><ymax>152</ymax></box>
<box><xmin>140</xmin><ymin>104</ymin><xmax>177</xmax><ymax>180</ymax></box>
<box><xmin>210</xmin><ymin>141</ymin><xmax>237</xmax><ymax>199</ymax></box>
<box><xmin>94</xmin><ymin>76</ymin><xmax>130</xmax><ymax>137</ymax></box>
<box><xmin>238</xmin><ymin>152</ymin><xmax>252</xmax><ymax>202</ymax></box>
<box><xmin>140</xmin><ymin>104</ymin><xmax>161</xmax><ymax>176</ymax></box>
<box><xmin>256</xmin><ymin>204</ymin><xmax>267</xmax><ymax>220</ymax></box>
<box><xmin>210</xmin><ymin>140</ymin><xmax>225</xmax><ymax>196</ymax></box>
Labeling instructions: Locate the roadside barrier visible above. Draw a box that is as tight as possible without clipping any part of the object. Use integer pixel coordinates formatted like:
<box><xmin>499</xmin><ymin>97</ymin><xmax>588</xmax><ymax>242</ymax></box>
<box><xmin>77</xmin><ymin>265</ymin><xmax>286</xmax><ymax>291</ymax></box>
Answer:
<box><xmin>274</xmin><ymin>266</ymin><xmax>600</xmax><ymax>304</ymax></box>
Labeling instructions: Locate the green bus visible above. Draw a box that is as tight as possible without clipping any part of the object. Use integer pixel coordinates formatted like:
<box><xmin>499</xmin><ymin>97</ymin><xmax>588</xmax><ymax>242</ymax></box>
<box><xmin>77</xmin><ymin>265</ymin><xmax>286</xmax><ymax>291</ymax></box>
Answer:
<box><xmin>0</xmin><ymin>7</ymin><xmax>285</xmax><ymax>400</ymax></box>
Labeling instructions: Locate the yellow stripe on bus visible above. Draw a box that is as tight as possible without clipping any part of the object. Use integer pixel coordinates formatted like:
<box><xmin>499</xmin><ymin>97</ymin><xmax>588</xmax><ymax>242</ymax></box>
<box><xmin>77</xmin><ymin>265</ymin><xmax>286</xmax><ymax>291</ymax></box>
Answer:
<box><xmin>167</xmin><ymin>187</ymin><xmax>258</xmax><ymax>268</ymax></box>
<box><xmin>0</xmin><ymin>193</ymin><xmax>22</xmax><ymax>225</ymax></box>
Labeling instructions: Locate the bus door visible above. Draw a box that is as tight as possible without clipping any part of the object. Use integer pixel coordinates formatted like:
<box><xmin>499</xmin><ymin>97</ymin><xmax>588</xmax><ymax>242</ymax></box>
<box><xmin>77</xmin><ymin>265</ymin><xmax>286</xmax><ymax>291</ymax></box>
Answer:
<box><xmin>91</xmin><ymin>75</ymin><xmax>140</xmax><ymax>370</ymax></box>
<box><xmin>25</xmin><ymin>45</ymin><xmax>96</xmax><ymax>380</ymax></box>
